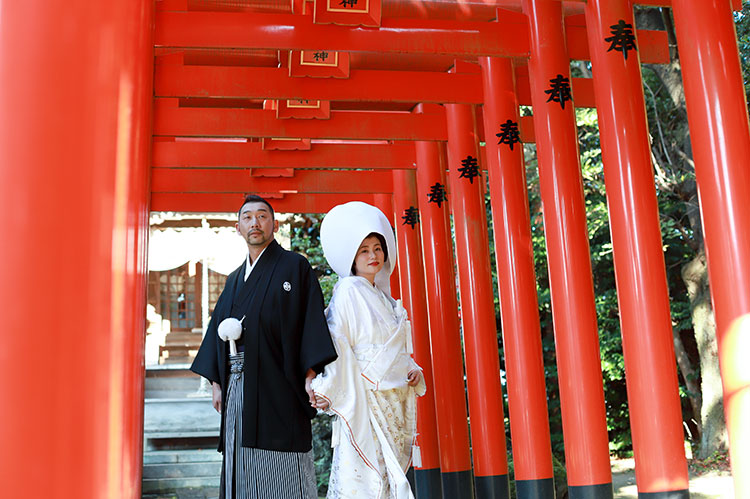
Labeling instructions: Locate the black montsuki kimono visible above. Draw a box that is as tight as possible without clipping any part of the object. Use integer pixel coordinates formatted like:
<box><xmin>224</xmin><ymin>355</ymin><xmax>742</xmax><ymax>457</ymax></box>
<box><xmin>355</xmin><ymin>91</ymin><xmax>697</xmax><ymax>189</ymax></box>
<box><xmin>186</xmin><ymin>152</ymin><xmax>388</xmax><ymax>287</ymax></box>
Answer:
<box><xmin>191</xmin><ymin>240</ymin><xmax>337</xmax><ymax>453</ymax></box>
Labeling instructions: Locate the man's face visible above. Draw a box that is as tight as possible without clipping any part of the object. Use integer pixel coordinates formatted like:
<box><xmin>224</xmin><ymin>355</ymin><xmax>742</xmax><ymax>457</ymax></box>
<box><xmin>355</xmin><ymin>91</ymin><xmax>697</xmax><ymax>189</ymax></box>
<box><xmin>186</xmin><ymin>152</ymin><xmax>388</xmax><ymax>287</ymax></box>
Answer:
<box><xmin>236</xmin><ymin>202</ymin><xmax>278</xmax><ymax>250</ymax></box>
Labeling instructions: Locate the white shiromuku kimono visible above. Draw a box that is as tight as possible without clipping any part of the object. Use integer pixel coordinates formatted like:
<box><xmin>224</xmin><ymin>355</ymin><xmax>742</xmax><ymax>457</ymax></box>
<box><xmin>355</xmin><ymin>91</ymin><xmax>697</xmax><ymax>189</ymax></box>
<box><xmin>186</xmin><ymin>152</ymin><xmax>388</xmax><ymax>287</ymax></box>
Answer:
<box><xmin>311</xmin><ymin>275</ymin><xmax>426</xmax><ymax>499</ymax></box>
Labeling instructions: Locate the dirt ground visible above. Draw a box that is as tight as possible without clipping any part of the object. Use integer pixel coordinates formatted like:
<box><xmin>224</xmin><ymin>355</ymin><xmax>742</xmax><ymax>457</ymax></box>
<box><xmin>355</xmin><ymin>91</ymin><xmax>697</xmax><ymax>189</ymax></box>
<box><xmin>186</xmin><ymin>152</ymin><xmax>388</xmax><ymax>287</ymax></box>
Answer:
<box><xmin>612</xmin><ymin>458</ymin><xmax>735</xmax><ymax>498</ymax></box>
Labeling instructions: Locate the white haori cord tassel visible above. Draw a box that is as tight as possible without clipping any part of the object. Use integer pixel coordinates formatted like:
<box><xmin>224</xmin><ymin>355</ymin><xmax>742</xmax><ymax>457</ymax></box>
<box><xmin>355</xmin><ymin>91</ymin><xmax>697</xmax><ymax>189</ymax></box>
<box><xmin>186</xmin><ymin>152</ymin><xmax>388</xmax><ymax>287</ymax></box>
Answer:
<box><xmin>218</xmin><ymin>316</ymin><xmax>244</xmax><ymax>355</ymax></box>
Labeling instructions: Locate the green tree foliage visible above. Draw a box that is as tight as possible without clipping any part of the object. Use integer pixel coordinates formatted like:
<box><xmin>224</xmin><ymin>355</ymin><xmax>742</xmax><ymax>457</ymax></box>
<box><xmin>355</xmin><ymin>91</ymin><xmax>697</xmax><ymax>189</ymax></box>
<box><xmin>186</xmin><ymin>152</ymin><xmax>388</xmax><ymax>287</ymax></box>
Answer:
<box><xmin>289</xmin><ymin>214</ymin><xmax>336</xmax><ymax>304</ymax></box>
<box><xmin>288</xmin><ymin>215</ymin><xmax>335</xmax><ymax>496</ymax></box>
<box><xmin>735</xmin><ymin>5</ymin><xmax>750</xmax><ymax>95</ymax></box>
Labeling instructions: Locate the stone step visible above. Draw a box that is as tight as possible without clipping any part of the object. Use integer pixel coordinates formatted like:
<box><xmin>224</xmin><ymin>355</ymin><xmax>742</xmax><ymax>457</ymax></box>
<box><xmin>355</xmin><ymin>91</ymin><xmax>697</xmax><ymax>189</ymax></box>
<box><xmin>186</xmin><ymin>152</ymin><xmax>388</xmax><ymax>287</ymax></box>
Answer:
<box><xmin>165</xmin><ymin>331</ymin><xmax>203</xmax><ymax>341</ymax></box>
<box><xmin>161</xmin><ymin>356</ymin><xmax>197</xmax><ymax>366</ymax></box>
<box><xmin>144</xmin><ymin>398</ymin><xmax>218</xmax><ymax>429</ymax></box>
<box><xmin>145</xmin><ymin>374</ymin><xmax>202</xmax><ymax>392</ymax></box>
<box><xmin>164</xmin><ymin>337</ymin><xmax>202</xmax><ymax>347</ymax></box>
<box><xmin>145</xmin><ymin>436</ymin><xmax>220</xmax><ymax>452</ymax></box>
<box><xmin>145</xmin><ymin>389</ymin><xmax>206</xmax><ymax>400</ymax></box>
<box><xmin>160</xmin><ymin>345</ymin><xmax>199</xmax><ymax>357</ymax></box>
<box><xmin>142</xmin><ymin>489</ymin><xmax>219</xmax><ymax>499</ymax></box>
<box><xmin>146</xmin><ymin>430</ymin><xmax>219</xmax><ymax>440</ymax></box>
<box><xmin>142</xmin><ymin>477</ymin><xmax>220</xmax><ymax>495</ymax></box>
<box><xmin>143</xmin><ymin>462</ymin><xmax>222</xmax><ymax>480</ymax></box>
<box><xmin>144</xmin><ymin>398</ymin><xmax>220</xmax><ymax>451</ymax></box>
<box><xmin>146</xmin><ymin>364</ymin><xmax>193</xmax><ymax>379</ymax></box>
<box><xmin>144</xmin><ymin>449</ymin><xmax>222</xmax><ymax>466</ymax></box>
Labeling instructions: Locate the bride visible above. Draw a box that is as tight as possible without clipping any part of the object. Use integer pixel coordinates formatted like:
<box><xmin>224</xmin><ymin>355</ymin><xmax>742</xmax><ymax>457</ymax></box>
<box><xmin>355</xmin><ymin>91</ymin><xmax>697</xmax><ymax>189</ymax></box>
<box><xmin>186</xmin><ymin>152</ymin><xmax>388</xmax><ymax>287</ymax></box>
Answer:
<box><xmin>311</xmin><ymin>201</ymin><xmax>426</xmax><ymax>499</ymax></box>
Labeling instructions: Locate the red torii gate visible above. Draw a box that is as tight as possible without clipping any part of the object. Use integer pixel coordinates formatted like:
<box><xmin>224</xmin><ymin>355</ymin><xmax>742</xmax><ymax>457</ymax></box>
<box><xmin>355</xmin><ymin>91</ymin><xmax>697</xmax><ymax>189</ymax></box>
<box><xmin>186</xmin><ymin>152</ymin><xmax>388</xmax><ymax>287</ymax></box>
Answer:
<box><xmin>1</xmin><ymin>1</ymin><xmax>749</xmax><ymax>499</ymax></box>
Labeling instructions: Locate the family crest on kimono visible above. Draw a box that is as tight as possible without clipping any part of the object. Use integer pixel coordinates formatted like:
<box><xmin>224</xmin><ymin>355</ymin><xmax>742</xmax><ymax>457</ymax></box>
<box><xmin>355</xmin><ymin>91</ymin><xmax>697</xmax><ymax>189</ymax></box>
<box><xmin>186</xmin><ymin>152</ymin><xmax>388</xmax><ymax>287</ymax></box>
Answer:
<box><xmin>191</xmin><ymin>194</ymin><xmax>338</xmax><ymax>499</ymax></box>
<box><xmin>311</xmin><ymin>201</ymin><xmax>427</xmax><ymax>499</ymax></box>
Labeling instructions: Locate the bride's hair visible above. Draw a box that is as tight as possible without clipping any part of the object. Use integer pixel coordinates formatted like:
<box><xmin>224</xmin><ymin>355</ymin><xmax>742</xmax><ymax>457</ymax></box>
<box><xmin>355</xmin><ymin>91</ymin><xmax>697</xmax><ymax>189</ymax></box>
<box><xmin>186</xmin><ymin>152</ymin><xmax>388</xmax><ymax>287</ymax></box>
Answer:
<box><xmin>351</xmin><ymin>232</ymin><xmax>388</xmax><ymax>276</ymax></box>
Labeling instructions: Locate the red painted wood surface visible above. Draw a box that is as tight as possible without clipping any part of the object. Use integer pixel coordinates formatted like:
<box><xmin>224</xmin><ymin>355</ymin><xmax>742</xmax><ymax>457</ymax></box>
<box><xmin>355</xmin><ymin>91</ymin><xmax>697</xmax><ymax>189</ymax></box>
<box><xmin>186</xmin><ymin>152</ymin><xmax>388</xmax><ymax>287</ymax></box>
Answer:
<box><xmin>522</xmin><ymin>0</ymin><xmax>606</xmax><ymax>486</ymax></box>
<box><xmin>153</xmin><ymin>141</ymin><xmax>417</xmax><ymax>168</ymax></box>
<box><xmin>673</xmin><ymin>1</ymin><xmax>750</xmax><ymax>495</ymax></box>
<box><xmin>0</xmin><ymin>1</ymin><xmax>153</xmax><ymax>497</ymax></box>
<box><xmin>585</xmin><ymin>0</ymin><xmax>686</xmax><ymax>493</ymax></box>
<box><xmin>313</xmin><ymin>0</ymin><xmax>381</xmax><ymax>27</ymax></box>
<box><xmin>586</xmin><ymin>0</ymin><xmax>688</xmax><ymax>493</ymax></box>
<box><xmin>445</xmin><ymin>102</ymin><xmax>509</xmax><ymax>479</ymax></box>
<box><xmin>154</xmin><ymin>63</ymin><xmax>602</xmax><ymax>108</ymax></box>
<box><xmin>155</xmin><ymin>11</ymin><xmax>530</xmax><ymax>57</ymax></box>
<box><xmin>153</xmin><ymin>98</ymin><xmax>447</xmax><ymax>140</ymax></box>
<box><xmin>154</xmin><ymin>11</ymin><xmax>669</xmax><ymax>63</ymax></box>
<box><xmin>151</xmin><ymin>169</ymin><xmax>394</xmax><ymax>193</ymax></box>
<box><xmin>413</xmin><ymin>126</ymin><xmax>473</xmax><ymax>482</ymax></box>
<box><xmin>152</xmin><ymin>192</ymin><xmax>376</xmax><ymax>213</ymax></box>
<box><xmin>392</xmin><ymin>169</ymin><xmax>442</xmax><ymax>473</ymax></box>
<box><xmin>480</xmin><ymin>56</ymin><xmax>555</xmax><ymax>484</ymax></box>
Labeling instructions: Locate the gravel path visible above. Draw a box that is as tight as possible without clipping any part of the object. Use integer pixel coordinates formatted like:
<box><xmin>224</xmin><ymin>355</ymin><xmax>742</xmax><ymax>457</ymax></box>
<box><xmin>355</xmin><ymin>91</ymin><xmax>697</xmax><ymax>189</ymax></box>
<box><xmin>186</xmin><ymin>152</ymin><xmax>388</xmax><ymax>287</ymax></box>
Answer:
<box><xmin>612</xmin><ymin>458</ymin><xmax>735</xmax><ymax>498</ymax></box>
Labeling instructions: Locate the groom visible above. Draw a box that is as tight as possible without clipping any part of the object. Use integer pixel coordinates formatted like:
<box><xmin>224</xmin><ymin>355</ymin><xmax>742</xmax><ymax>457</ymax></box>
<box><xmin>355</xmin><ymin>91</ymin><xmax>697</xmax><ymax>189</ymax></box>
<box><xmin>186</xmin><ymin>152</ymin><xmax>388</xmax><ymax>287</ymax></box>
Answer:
<box><xmin>191</xmin><ymin>194</ymin><xmax>337</xmax><ymax>498</ymax></box>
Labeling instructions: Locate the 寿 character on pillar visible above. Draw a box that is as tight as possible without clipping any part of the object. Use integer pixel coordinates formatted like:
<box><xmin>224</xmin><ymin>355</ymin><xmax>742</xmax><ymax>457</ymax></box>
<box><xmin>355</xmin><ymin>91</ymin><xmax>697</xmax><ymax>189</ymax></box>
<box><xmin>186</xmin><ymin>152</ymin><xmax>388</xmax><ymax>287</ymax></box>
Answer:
<box><xmin>427</xmin><ymin>182</ymin><xmax>448</xmax><ymax>207</ymax></box>
<box><xmin>496</xmin><ymin>119</ymin><xmax>521</xmax><ymax>150</ymax></box>
<box><xmin>545</xmin><ymin>74</ymin><xmax>573</xmax><ymax>109</ymax></box>
<box><xmin>458</xmin><ymin>155</ymin><xmax>480</xmax><ymax>183</ymax></box>
<box><xmin>401</xmin><ymin>206</ymin><xmax>419</xmax><ymax>229</ymax></box>
<box><xmin>605</xmin><ymin>20</ymin><xmax>638</xmax><ymax>60</ymax></box>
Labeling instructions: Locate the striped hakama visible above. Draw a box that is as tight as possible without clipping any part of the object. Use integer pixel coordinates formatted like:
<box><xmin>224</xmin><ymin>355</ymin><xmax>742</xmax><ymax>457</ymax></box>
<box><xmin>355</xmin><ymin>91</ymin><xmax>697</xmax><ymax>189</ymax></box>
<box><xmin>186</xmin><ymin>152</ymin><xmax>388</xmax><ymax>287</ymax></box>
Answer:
<box><xmin>222</xmin><ymin>352</ymin><xmax>317</xmax><ymax>499</ymax></box>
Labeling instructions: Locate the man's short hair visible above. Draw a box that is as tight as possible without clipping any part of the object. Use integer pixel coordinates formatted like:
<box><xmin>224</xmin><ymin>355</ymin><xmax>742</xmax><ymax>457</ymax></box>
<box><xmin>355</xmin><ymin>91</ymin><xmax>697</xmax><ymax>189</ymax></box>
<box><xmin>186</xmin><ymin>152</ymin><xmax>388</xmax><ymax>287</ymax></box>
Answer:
<box><xmin>238</xmin><ymin>194</ymin><xmax>275</xmax><ymax>220</ymax></box>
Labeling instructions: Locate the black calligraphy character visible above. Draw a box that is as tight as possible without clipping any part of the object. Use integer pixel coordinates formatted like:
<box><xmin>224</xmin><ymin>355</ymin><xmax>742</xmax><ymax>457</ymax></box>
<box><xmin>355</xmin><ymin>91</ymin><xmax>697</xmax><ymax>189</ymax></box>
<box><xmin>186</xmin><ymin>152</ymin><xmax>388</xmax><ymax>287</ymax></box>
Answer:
<box><xmin>339</xmin><ymin>0</ymin><xmax>358</xmax><ymax>7</ymax></box>
<box><xmin>458</xmin><ymin>156</ymin><xmax>480</xmax><ymax>184</ymax></box>
<box><xmin>605</xmin><ymin>20</ymin><xmax>637</xmax><ymax>60</ymax></box>
<box><xmin>313</xmin><ymin>51</ymin><xmax>329</xmax><ymax>62</ymax></box>
<box><xmin>496</xmin><ymin>120</ymin><xmax>521</xmax><ymax>150</ymax></box>
<box><xmin>545</xmin><ymin>74</ymin><xmax>572</xmax><ymax>110</ymax></box>
<box><xmin>401</xmin><ymin>206</ymin><xmax>419</xmax><ymax>229</ymax></box>
<box><xmin>427</xmin><ymin>183</ymin><xmax>448</xmax><ymax>208</ymax></box>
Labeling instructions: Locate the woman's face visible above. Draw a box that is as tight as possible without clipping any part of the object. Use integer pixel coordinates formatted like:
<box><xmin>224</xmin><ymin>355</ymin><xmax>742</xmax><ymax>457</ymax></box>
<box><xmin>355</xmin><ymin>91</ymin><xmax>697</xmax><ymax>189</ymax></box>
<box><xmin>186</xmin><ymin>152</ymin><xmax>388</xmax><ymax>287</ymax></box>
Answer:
<box><xmin>353</xmin><ymin>235</ymin><xmax>385</xmax><ymax>284</ymax></box>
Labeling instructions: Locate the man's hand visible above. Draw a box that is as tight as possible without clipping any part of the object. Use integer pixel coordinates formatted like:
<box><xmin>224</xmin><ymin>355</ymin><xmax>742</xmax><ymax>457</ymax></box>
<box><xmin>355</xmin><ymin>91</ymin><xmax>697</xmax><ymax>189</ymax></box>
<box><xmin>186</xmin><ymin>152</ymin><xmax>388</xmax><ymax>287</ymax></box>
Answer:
<box><xmin>212</xmin><ymin>382</ymin><xmax>222</xmax><ymax>414</ymax></box>
<box><xmin>312</xmin><ymin>395</ymin><xmax>330</xmax><ymax>411</ymax></box>
<box><xmin>304</xmin><ymin>368</ymin><xmax>316</xmax><ymax>406</ymax></box>
<box><xmin>407</xmin><ymin>369</ymin><xmax>422</xmax><ymax>387</ymax></box>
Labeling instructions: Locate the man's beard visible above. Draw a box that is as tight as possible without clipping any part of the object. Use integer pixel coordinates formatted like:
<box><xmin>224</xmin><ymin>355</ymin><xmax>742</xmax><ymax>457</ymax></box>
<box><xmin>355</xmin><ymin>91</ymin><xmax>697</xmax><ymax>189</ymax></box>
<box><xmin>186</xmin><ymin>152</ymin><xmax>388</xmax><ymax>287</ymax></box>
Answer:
<box><xmin>246</xmin><ymin>231</ymin><xmax>267</xmax><ymax>246</ymax></box>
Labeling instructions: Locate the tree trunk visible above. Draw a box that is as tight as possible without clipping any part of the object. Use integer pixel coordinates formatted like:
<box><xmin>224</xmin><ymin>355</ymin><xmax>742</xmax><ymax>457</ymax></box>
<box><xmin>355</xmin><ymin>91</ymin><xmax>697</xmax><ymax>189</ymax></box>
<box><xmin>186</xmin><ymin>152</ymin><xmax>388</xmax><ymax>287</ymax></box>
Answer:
<box><xmin>672</xmin><ymin>326</ymin><xmax>702</xmax><ymax>442</ymax></box>
<box><xmin>681</xmin><ymin>251</ymin><xmax>727</xmax><ymax>458</ymax></box>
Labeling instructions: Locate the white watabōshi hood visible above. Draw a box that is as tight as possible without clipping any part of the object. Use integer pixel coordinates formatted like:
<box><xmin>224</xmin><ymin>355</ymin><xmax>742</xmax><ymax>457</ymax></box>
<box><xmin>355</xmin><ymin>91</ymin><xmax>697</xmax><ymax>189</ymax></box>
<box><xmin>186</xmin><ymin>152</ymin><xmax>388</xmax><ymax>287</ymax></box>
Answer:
<box><xmin>320</xmin><ymin>201</ymin><xmax>397</xmax><ymax>294</ymax></box>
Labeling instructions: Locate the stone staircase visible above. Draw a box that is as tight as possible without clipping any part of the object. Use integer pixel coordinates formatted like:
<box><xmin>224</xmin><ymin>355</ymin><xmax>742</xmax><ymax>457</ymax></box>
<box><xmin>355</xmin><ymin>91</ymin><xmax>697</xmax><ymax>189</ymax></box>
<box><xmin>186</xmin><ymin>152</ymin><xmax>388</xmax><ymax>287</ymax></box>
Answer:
<box><xmin>159</xmin><ymin>330</ymin><xmax>204</xmax><ymax>365</ymax></box>
<box><xmin>143</xmin><ymin>365</ymin><xmax>221</xmax><ymax>498</ymax></box>
<box><xmin>142</xmin><ymin>449</ymin><xmax>221</xmax><ymax>497</ymax></box>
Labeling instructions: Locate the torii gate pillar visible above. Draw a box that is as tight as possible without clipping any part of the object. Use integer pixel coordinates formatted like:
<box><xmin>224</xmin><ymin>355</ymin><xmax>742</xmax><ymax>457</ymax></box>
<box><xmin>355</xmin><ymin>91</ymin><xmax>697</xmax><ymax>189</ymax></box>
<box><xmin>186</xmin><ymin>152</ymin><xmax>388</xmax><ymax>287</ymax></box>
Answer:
<box><xmin>393</xmin><ymin>169</ymin><xmax>443</xmax><ymax>498</ymax></box>
<box><xmin>479</xmin><ymin>56</ymin><xmax>558</xmax><ymax>497</ymax></box>
<box><xmin>374</xmin><ymin>193</ymin><xmax>401</xmax><ymax>299</ymax></box>
<box><xmin>585</xmin><ymin>1</ymin><xmax>689</xmax><ymax>497</ymax></box>
<box><xmin>444</xmin><ymin>99</ymin><xmax>510</xmax><ymax>499</ymax></box>
<box><xmin>522</xmin><ymin>1</ymin><xmax>613</xmax><ymax>497</ymax></box>
<box><xmin>414</xmin><ymin>119</ymin><xmax>475</xmax><ymax>498</ymax></box>
<box><xmin>0</xmin><ymin>1</ymin><xmax>154</xmax><ymax>498</ymax></box>
<box><xmin>672</xmin><ymin>1</ymin><xmax>750</xmax><ymax>496</ymax></box>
